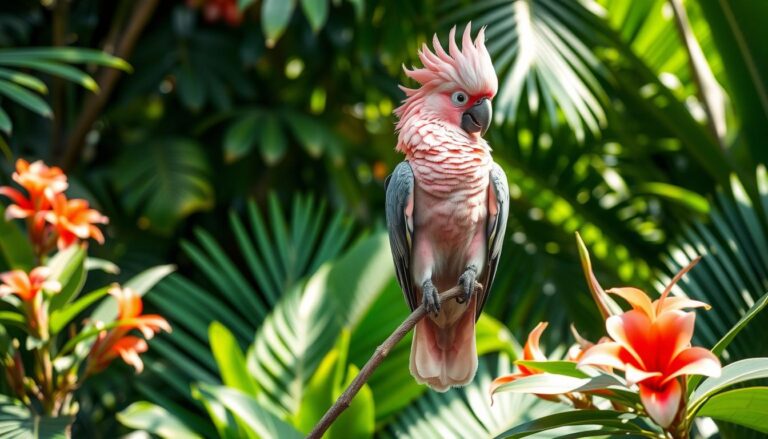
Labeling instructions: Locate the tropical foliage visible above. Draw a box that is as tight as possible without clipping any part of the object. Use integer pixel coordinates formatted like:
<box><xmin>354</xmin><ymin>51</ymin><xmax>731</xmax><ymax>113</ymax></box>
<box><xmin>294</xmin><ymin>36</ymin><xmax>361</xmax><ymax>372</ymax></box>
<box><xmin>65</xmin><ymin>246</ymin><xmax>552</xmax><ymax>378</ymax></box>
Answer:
<box><xmin>0</xmin><ymin>0</ymin><xmax>767</xmax><ymax>437</ymax></box>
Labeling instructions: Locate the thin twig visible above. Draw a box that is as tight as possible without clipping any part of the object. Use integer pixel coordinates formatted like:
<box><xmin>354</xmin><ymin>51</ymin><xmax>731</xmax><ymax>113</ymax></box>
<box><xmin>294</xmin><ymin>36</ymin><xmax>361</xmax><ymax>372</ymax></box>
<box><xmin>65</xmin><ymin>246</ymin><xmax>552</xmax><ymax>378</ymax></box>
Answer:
<box><xmin>307</xmin><ymin>282</ymin><xmax>482</xmax><ymax>439</ymax></box>
<box><xmin>60</xmin><ymin>0</ymin><xmax>159</xmax><ymax>170</ymax></box>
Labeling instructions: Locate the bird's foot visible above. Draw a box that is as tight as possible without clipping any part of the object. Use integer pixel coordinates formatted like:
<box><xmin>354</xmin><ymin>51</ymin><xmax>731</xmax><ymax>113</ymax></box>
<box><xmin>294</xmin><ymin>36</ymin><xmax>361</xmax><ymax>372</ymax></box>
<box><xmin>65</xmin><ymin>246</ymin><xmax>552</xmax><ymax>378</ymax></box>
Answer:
<box><xmin>422</xmin><ymin>279</ymin><xmax>440</xmax><ymax>316</ymax></box>
<box><xmin>457</xmin><ymin>266</ymin><xmax>477</xmax><ymax>304</ymax></box>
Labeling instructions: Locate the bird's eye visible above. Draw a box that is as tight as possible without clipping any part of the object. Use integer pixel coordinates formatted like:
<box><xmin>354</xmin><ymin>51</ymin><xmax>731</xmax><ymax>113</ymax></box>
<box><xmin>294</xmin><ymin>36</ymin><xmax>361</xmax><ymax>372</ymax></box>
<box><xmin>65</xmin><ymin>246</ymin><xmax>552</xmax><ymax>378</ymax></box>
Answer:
<box><xmin>451</xmin><ymin>91</ymin><xmax>468</xmax><ymax>106</ymax></box>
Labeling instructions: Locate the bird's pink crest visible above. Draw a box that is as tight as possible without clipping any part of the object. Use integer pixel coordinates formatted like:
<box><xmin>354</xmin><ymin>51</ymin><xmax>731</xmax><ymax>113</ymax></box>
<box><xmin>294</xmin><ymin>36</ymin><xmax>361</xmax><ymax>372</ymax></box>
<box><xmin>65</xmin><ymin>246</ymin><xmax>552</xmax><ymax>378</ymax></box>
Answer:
<box><xmin>394</xmin><ymin>24</ymin><xmax>498</xmax><ymax>125</ymax></box>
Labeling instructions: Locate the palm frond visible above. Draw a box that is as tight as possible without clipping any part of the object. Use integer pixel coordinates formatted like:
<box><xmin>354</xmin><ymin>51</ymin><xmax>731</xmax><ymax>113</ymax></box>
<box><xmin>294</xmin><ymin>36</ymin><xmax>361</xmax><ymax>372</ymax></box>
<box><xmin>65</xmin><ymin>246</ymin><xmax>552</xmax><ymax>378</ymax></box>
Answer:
<box><xmin>245</xmin><ymin>233</ymin><xmax>394</xmax><ymax>416</ymax></box>
<box><xmin>137</xmin><ymin>194</ymin><xmax>356</xmax><ymax>422</ymax></box>
<box><xmin>440</xmin><ymin>0</ymin><xmax>610</xmax><ymax>141</ymax></box>
<box><xmin>659</xmin><ymin>167</ymin><xmax>768</xmax><ymax>361</ymax></box>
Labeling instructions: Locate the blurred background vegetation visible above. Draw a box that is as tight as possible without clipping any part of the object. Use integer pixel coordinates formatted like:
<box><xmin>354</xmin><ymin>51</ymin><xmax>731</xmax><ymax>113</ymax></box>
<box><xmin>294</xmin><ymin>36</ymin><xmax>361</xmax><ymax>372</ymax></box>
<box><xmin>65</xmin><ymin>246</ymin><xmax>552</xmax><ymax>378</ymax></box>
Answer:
<box><xmin>0</xmin><ymin>0</ymin><xmax>766</xmax><ymax>437</ymax></box>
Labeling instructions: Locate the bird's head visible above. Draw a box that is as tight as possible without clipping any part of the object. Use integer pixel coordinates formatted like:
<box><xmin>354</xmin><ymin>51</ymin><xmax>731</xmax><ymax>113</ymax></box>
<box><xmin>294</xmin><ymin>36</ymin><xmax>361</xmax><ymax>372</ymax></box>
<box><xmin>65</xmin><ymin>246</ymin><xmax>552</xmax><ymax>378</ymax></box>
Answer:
<box><xmin>395</xmin><ymin>24</ymin><xmax>498</xmax><ymax>144</ymax></box>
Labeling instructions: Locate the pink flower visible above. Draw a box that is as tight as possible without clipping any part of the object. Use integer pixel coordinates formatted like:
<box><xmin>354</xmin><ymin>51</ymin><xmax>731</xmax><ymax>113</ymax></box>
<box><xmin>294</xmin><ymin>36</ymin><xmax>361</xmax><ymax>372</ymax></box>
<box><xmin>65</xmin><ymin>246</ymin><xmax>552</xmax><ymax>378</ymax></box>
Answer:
<box><xmin>578</xmin><ymin>288</ymin><xmax>721</xmax><ymax>427</ymax></box>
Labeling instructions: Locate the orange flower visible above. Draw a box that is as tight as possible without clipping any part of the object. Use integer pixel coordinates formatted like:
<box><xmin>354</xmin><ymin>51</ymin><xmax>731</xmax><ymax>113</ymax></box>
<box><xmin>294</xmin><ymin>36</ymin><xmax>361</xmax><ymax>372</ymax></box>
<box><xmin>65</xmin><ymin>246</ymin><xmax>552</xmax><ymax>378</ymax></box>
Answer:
<box><xmin>12</xmin><ymin>159</ymin><xmax>68</xmax><ymax>200</ymax></box>
<box><xmin>578</xmin><ymin>288</ymin><xmax>721</xmax><ymax>428</ymax></box>
<box><xmin>0</xmin><ymin>267</ymin><xmax>61</xmax><ymax>302</ymax></box>
<box><xmin>0</xmin><ymin>186</ymin><xmax>37</xmax><ymax>220</ymax></box>
<box><xmin>45</xmin><ymin>194</ymin><xmax>108</xmax><ymax>250</ymax></box>
<box><xmin>490</xmin><ymin>322</ymin><xmax>549</xmax><ymax>393</ymax></box>
<box><xmin>86</xmin><ymin>286</ymin><xmax>171</xmax><ymax>375</ymax></box>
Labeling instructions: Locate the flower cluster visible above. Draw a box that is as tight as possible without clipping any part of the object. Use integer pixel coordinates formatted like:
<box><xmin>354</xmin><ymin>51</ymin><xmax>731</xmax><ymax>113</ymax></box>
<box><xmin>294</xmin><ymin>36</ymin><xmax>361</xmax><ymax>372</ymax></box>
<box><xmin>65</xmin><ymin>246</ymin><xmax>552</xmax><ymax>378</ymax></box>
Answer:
<box><xmin>0</xmin><ymin>158</ymin><xmax>170</xmax><ymax>418</ymax></box>
<box><xmin>0</xmin><ymin>159</ymin><xmax>107</xmax><ymax>255</ymax></box>
<box><xmin>490</xmin><ymin>240</ymin><xmax>723</xmax><ymax>435</ymax></box>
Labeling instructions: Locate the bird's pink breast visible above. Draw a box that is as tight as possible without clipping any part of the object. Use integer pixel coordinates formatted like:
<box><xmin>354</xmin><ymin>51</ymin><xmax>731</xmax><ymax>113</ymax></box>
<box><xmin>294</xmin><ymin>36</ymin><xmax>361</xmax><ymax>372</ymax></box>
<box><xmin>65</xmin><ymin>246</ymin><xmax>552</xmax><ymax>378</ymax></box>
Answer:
<box><xmin>406</xmin><ymin>118</ymin><xmax>491</xmax><ymax>254</ymax></box>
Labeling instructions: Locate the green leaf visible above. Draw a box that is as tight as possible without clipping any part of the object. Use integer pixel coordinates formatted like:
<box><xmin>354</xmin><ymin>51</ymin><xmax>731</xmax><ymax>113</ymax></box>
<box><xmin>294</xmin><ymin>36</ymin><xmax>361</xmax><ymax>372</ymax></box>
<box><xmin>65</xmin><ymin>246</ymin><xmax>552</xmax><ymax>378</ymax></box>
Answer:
<box><xmin>635</xmin><ymin>182</ymin><xmax>710</xmax><ymax>214</ymax></box>
<box><xmin>0</xmin><ymin>206</ymin><xmax>35</xmax><ymax>270</ymax></box>
<box><xmin>284</xmin><ymin>112</ymin><xmax>326</xmax><ymax>157</ymax></box>
<box><xmin>177</xmin><ymin>63</ymin><xmax>205</xmax><ymax>111</ymax></box>
<box><xmin>260</xmin><ymin>115</ymin><xmax>287</xmax><ymax>165</ymax></box>
<box><xmin>0</xmin><ymin>47</ymin><xmax>131</xmax><ymax>71</ymax></box>
<box><xmin>294</xmin><ymin>347</ymin><xmax>339</xmax><ymax>433</ymax></box>
<box><xmin>47</xmin><ymin>245</ymin><xmax>87</xmax><ymax>313</ymax></box>
<box><xmin>224</xmin><ymin>112</ymin><xmax>261</xmax><ymax>163</ymax></box>
<box><xmin>294</xmin><ymin>332</ymin><xmax>374</xmax><ymax>438</ymax></box>
<box><xmin>238</xmin><ymin>0</ymin><xmax>256</xmax><ymax>11</ymax></box>
<box><xmin>90</xmin><ymin>264</ymin><xmax>175</xmax><ymax>323</ymax></box>
<box><xmin>49</xmin><ymin>286</ymin><xmax>110</xmax><ymax>335</ymax></box>
<box><xmin>688</xmin><ymin>291</ymin><xmax>768</xmax><ymax>394</ymax></box>
<box><xmin>697</xmin><ymin>0</ymin><xmax>768</xmax><ymax>164</ymax></box>
<box><xmin>497</xmin><ymin>410</ymin><xmax>646</xmax><ymax>438</ymax></box>
<box><xmin>0</xmin><ymin>67</ymin><xmax>48</xmax><ymax>93</ymax></box>
<box><xmin>0</xmin><ymin>396</ymin><xmax>73</xmax><ymax>438</ymax></box>
<box><xmin>514</xmin><ymin>360</ymin><xmax>590</xmax><ymax>378</ymax></box>
<box><xmin>491</xmin><ymin>372</ymin><xmax>623</xmax><ymax>396</ymax></box>
<box><xmin>689</xmin><ymin>358</ymin><xmax>768</xmax><ymax>415</ymax></box>
<box><xmin>444</xmin><ymin>0</ymin><xmax>610</xmax><ymax>140</ymax></box>
<box><xmin>195</xmin><ymin>385</ymin><xmax>302</xmax><ymax>439</ymax></box>
<box><xmin>0</xmin><ymin>310</ymin><xmax>26</xmax><ymax>330</ymax></box>
<box><xmin>0</xmin><ymin>106</ymin><xmax>10</xmax><ymax>134</ymax></box>
<box><xmin>261</xmin><ymin>0</ymin><xmax>297</xmax><ymax>48</ymax></box>
<box><xmin>0</xmin><ymin>78</ymin><xmax>51</xmax><ymax>118</ymax></box>
<box><xmin>387</xmin><ymin>356</ymin><xmax>579</xmax><ymax>437</ymax></box>
<box><xmin>247</xmin><ymin>232</ymin><xmax>393</xmax><ymax>415</ymax></box>
<box><xmin>301</xmin><ymin>0</ymin><xmax>329</xmax><ymax>32</ymax></box>
<box><xmin>696</xmin><ymin>387</ymin><xmax>768</xmax><ymax>433</ymax></box>
<box><xmin>117</xmin><ymin>401</ymin><xmax>202</xmax><ymax>439</ymax></box>
<box><xmin>328</xmin><ymin>364</ymin><xmax>374</xmax><ymax>438</ymax></box>
<box><xmin>84</xmin><ymin>257</ymin><xmax>120</xmax><ymax>274</ymax></box>
<box><xmin>114</xmin><ymin>138</ymin><xmax>213</xmax><ymax>235</ymax></box>
<box><xmin>575</xmin><ymin>232</ymin><xmax>622</xmax><ymax>318</ymax></box>
<box><xmin>0</xmin><ymin>60</ymin><xmax>98</xmax><ymax>92</ymax></box>
<box><xmin>711</xmin><ymin>292</ymin><xmax>768</xmax><ymax>358</ymax></box>
<box><xmin>209</xmin><ymin>322</ymin><xmax>260</xmax><ymax>397</ymax></box>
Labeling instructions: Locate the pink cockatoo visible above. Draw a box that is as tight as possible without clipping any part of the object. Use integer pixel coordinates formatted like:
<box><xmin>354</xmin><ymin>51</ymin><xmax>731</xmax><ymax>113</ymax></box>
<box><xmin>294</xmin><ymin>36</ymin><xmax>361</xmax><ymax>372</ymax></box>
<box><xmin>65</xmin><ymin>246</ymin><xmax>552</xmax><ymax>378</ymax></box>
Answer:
<box><xmin>385</xmin><ymin>24</ymin><xmax>509</xmax><ymax>391</ymax></box>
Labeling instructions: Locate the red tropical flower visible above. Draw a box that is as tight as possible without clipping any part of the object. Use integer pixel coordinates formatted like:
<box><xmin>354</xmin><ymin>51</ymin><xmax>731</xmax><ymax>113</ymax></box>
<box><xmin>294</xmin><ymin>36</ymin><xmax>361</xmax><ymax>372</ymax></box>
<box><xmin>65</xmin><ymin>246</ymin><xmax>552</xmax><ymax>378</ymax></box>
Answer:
<box><xmin>578</xmin><ymin>287</ymin><xmax>721</xmax><ymax>427</ymax></box>
<box><xmin>45</xmin><ymin>194</ymin><xmax>108</xmax><ymax>250</ymax></box>
<box><xmin>86</xmin><ymin>286</ymin><xmax>171</xmax><ymax>375</ymax></box>
<box><xmin>0</xmin><ymin>266</ymin><xmax>60</xmax><ymax>302</ymax></box>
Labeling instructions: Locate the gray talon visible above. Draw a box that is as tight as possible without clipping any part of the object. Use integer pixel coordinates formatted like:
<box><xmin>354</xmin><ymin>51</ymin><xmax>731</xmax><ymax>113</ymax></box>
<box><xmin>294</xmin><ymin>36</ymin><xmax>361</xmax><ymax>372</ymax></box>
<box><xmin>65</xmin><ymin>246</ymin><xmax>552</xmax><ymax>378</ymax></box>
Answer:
<box><xmin>457</xmin><ymin>266</ymin><xmax>477</xmax><ymax>304</ymax></box>
<box><xmin>422</xmin><ymin>280</ymin><xmax>440</xmax><ymax>316</ymax></box>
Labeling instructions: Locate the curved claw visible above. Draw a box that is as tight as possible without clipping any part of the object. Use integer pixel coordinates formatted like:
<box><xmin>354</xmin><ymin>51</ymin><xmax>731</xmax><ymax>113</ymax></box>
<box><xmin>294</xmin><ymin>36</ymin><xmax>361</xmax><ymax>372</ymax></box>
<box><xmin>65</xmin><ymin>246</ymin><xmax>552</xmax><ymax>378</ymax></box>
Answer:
<box><xmin>422</xmin><ymin>280</ymin><xmax>440</xmax><ymax>316</ymax></box>
<box><xmin>457</xmin><ymin>266</ymin><xmax>477</xmax><ymax>304</ymax></box>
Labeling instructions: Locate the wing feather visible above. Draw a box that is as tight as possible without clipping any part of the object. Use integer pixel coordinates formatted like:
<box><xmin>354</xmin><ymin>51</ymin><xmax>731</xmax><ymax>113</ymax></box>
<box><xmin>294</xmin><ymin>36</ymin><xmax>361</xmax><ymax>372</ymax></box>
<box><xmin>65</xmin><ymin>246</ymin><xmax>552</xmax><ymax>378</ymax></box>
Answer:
<box><xmin>385</xmin><ymin>162</ymin><xmax>417</xmax><ymax>310</ymax></box>
<box><xmin>477</xmin><ymin>162</ymin><xmax>509</xmax><ymax>318</ymax></box>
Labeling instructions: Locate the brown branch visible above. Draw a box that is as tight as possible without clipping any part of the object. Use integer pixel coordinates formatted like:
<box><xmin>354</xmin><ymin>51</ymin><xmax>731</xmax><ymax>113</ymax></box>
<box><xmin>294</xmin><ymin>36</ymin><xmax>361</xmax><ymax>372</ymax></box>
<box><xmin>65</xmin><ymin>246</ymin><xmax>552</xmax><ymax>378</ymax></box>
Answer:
<box><xmin>307</xmin><ymin>282</ymin><xmax>482</xmax><ymax>439</ymax></box>
<box><xmin>50</xmin><ymin>0</ymin><xmax>70</xmax><ymax>161</ymax></box>
<box><xmin>60</xmin><ymin>0</ymin><xmax>159</xmax><ymax>170</ymax></box>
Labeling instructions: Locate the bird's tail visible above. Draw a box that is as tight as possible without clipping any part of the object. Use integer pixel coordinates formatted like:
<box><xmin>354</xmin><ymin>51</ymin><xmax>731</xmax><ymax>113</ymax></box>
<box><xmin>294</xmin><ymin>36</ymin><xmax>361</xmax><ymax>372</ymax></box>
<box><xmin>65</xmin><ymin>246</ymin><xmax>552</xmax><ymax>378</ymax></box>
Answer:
<box><xmin>409</xmin><ymin>296</ymin><xmax>478</xmax><ymax>392</ymax></box>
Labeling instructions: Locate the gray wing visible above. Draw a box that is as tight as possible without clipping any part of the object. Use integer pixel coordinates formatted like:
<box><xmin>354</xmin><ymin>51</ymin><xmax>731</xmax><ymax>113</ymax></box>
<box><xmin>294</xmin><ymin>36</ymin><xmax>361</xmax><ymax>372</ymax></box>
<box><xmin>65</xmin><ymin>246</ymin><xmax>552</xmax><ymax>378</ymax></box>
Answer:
<box><xmin>477</xmin><ymin>162</ymin><xmax>510</xmax><ymax>319</ymax></box>
<box><xmin>385</xmin><ymin>161</ymin><xmax>417</xmax><ymax>311</ymax></box>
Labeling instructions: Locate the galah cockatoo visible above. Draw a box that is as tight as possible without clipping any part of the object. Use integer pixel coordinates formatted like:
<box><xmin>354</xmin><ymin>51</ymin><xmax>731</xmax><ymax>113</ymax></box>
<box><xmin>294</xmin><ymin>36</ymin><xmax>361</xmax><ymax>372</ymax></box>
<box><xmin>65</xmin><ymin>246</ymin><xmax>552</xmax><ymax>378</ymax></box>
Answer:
<box><xmin>385</xmin><ymin>24</ymin><xmax>509</xmax><ymax>391</ymax></box>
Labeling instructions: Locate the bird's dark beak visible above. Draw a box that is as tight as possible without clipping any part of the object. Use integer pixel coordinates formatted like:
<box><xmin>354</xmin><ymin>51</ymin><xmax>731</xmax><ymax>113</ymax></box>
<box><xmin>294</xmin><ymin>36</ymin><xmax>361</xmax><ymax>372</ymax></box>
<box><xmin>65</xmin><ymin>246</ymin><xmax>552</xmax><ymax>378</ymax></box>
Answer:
<box><xmin>461</xmin><ymin>98</ymin><xmax>492</xmax><ymax>136</ymax></box>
